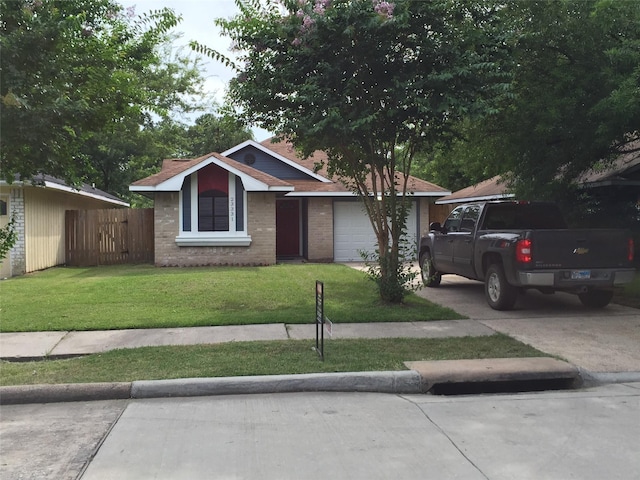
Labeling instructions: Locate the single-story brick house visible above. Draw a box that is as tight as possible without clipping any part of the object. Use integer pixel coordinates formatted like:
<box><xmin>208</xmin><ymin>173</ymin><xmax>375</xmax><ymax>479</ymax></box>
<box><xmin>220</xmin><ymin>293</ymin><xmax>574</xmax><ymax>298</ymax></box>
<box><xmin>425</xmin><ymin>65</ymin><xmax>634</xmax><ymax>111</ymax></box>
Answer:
<box><xmin>130</xmin><ymin>138</ymin><xmax>451</xmax><ymax>266</ymax></box>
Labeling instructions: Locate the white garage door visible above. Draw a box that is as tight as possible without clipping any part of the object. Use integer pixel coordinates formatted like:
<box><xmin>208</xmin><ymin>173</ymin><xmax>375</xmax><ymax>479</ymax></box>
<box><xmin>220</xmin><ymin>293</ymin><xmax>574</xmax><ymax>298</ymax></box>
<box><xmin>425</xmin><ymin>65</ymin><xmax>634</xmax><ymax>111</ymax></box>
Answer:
<box><xmin>333</xmin><ymin>201</ymin><xmax>418</xmax><ymax>262</ymax></box>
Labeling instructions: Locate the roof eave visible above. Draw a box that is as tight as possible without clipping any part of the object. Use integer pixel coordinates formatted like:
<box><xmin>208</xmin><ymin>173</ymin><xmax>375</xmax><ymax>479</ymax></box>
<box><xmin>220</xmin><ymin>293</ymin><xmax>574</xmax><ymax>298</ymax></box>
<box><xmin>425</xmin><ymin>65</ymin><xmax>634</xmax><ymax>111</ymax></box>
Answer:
<box><xmin>285</xmin><ymin>190</ymin><xmax>451</xmax><ymax>198</ymax></box>
<box><xmin>436</xmin><ymin>193</ymin><xmax>515</xmax><ymax>205</ymax></box>
<box><xmin>1</xmin><ymin>179</ymin><xmax>128</xmax><ymax>207</ymax></box>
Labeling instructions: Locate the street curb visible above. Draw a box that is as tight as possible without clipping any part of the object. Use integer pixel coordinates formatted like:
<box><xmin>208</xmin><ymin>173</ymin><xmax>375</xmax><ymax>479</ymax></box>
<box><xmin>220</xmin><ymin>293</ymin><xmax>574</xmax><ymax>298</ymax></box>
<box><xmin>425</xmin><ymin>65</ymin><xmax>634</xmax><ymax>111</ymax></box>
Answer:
<box><xmin>0</xmin><ymin>382</ymin><xmax>131</xmax><ymax>405</ymax></box>
<box><xmin>10</xmin><ymin>360</ymin><xmax>640</xmax><ymax>405</ymax></box>
<box><xmin>2</xmin><ymin>359</ymin><xmax>609</xmax><ymax>405</ymax></box>
<box><xmin>0</xmin><ymin>372</ymin><xmax>423</xmax><ymax>405</ymax></box>
<box><xmin>130</xmin><ymin>371</ymin><xmax>423</xmax><ymax>399</ymax></box>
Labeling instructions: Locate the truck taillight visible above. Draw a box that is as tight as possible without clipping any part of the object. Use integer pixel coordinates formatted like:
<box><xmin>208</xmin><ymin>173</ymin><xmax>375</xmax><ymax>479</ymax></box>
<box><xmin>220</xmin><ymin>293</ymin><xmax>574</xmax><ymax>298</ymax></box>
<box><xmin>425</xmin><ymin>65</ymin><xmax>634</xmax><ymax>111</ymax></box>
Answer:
<box><xmin>516</xmin><ymin>239</ymin><xmax>532</xmax><ymax>263</ymax></box>
<box><xmin>629</xmin><ymin>238</ymin><xmax>635</xmax><ymax>262</ymax></box>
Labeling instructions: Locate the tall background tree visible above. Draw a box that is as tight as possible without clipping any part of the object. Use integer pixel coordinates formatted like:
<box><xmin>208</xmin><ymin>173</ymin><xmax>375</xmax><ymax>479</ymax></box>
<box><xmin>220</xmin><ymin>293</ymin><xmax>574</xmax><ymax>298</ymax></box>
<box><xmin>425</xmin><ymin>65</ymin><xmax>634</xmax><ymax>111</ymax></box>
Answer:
<box><xmin>204</xmin><ymin>0</ymin><xmax>512</xmax><ymax>302</ymax></box>
<box><xmin>184</xmin><ymin>112</ymin><xmax>253</xmax><ymax>157</ymax></box>
<box><xmin>1</xmin><ymin>0</ymin><xmax>251</xmax><ymax>207</ymax></box>
<box><xmin>416</xmin><ymin>0</ymin><xmax>639</xmax><ymax>204</ymax></box>
<box><xmin>1</xmin><ymin>0</ymin><xmax>178</xmax><ymax>185</ymax></box>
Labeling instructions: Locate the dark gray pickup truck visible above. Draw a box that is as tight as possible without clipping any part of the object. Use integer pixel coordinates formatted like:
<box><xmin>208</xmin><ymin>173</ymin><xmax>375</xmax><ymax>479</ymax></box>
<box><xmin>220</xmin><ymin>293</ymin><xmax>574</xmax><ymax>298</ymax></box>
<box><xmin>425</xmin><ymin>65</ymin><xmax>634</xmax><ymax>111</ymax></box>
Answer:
<box><xmin>419</xmin><ymin>201</ymin><xmax>635</xmax><ymax>310</ymax></box>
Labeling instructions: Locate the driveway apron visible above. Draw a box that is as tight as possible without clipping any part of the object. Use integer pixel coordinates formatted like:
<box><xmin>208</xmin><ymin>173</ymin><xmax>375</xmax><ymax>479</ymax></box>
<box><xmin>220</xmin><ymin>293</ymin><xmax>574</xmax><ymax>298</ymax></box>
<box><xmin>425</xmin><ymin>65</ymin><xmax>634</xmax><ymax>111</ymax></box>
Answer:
<box><xmin>417</xmin><ymin>275</ymin><xmax>640</xmax><ymax>373</ymax></box>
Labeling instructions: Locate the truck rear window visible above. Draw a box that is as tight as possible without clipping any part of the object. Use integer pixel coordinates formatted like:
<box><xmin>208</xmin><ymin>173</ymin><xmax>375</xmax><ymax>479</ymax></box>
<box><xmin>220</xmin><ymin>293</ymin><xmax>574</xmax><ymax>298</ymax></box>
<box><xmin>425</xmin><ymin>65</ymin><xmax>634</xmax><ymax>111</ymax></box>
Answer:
<box><xmin>482</xmin><ymin>203</ymin><xmax>567</xmax><ymax>230</ymax></box>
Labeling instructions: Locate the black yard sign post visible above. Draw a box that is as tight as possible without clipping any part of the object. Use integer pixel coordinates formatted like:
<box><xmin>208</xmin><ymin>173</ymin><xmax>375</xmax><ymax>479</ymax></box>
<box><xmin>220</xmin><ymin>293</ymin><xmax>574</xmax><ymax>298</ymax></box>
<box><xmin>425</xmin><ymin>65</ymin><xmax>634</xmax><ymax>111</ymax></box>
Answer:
<box><xmin>315</xmin><ymin>280</ymin><xmax>324</xmax><ymax>360</ymax></box>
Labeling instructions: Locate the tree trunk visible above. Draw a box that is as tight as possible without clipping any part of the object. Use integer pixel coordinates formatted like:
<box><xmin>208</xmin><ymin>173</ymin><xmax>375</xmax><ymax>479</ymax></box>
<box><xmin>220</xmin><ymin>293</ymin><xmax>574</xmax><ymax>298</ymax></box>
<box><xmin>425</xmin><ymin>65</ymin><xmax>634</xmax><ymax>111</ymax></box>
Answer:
<box><xmin>376</xmin><ymin>230</ymin><xmax>404</xmax><ymax>304</ymax></box>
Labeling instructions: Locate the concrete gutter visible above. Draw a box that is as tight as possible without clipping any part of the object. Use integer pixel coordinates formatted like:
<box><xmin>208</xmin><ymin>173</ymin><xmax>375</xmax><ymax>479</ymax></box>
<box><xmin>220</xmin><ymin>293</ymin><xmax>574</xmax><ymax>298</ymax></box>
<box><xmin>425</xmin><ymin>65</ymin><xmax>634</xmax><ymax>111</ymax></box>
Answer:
<box><xmin>0</xmin><ymin>357</ymin><xmax>590</xmax><ymax>405</ymax></box>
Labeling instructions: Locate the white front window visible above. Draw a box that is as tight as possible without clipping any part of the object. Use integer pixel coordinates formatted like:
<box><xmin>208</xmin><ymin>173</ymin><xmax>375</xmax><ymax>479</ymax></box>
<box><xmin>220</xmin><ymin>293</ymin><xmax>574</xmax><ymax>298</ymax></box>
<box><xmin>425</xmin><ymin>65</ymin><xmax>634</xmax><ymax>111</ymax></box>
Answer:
<box><xmin>176</xmin><ymin>164</ymin><xmax>251</xmax><ymax>247</ymax></box>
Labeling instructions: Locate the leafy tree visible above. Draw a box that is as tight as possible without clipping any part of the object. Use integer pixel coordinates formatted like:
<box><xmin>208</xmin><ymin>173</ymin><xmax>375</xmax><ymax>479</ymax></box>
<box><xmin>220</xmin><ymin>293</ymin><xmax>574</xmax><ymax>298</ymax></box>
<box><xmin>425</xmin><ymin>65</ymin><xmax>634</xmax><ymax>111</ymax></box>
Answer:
<box><xmin>411</xmin><ymin>119</ymin><xmax>505</xmax><ymax>192</ymax></box>
<box><xmin>0</xmin><ymin>0</ymin><xmax>183</xmax><ymax>186</ymax></box>
<box><xmin>205</xmin><ymin>0</ymin><xmax>511</xmax><ymax>302</ymax></box>
<box><xmin>185</xmin><ymin>112</ymin><xmax>253</xmax><ymax>157</ymax></box>
<box><xmin>79</xmin><ymin>38</ymin><xmax>209</xmax><ymax>200</ymax></box>
<box><xmin>422</xmin><ymin>0</ymin><xmax>640</xmax><ymax>201</ymax></box>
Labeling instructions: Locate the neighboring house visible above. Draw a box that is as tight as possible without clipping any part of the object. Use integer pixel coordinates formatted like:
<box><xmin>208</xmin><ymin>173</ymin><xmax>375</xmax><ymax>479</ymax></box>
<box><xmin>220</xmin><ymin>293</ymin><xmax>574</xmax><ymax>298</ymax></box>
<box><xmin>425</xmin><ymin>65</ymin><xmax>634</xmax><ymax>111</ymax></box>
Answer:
<box><xmin>437</xmin><ymin>142</ymin><xmax>640</xmax><ymax>206</ymax></box>
<box><xmin>0</xmin><ymin>175</ymin><xmax>128</xmax><ymax>278</ymax></box>
<box><xmin>435</xmin><ymin>175</ymin><xmax>514</xmax><ymax>206</ymax></box>
<box><xmin>130</xmin><ymin>138</ymin><xmax>450</xmax><ymax>267</ymax></box>
<box><xmin>577</xmin><ymin>142</ymin><xmax>640</xmax><ymax>196</ymax></box>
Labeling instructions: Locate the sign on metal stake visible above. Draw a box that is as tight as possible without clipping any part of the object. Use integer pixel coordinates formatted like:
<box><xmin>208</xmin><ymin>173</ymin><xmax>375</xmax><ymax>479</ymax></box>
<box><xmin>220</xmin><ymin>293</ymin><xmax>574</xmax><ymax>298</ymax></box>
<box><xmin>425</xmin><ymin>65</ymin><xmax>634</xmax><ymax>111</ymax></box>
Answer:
<box><xmin>315</xmin><ymin>280</ymin><xmax>324</xmax><ymax>360</ymax></box>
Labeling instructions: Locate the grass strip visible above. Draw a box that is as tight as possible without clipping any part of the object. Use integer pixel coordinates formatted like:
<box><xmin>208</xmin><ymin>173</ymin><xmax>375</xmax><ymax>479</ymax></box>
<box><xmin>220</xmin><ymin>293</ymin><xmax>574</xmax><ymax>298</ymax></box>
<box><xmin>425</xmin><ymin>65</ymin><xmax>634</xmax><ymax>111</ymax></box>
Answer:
<box><xmin>0</xmin><ymin>335</ymin><xmax>547</xmax><ymax>386</ymax></box>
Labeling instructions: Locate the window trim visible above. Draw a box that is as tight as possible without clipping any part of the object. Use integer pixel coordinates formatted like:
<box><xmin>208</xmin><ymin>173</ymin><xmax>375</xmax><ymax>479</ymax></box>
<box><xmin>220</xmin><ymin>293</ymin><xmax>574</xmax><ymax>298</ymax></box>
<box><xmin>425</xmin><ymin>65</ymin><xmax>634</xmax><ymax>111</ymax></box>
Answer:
<box><xmin>176</xmin><ymin>170</ymin><xmax>251</xmax><ymax>247</ymax></box>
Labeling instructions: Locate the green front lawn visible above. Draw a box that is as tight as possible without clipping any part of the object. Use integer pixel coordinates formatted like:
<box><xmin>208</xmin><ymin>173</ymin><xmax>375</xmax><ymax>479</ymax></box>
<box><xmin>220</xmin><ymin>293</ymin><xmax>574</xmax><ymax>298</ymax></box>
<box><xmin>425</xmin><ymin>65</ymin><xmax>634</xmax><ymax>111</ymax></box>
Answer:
<box><xmin>0</xmin><ymin>264</ymin><xmax>463</xmax><ymax>332</ymax></box>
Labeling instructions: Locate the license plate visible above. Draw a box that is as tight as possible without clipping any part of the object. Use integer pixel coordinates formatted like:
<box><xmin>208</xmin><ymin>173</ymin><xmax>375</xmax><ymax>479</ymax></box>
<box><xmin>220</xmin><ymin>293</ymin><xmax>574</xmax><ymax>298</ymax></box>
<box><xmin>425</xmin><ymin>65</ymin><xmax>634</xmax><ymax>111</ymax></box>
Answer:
<box><xmin>571</xmin><ymin>270</ymin><xmax>591</xmax><ymax>280</ymax></box>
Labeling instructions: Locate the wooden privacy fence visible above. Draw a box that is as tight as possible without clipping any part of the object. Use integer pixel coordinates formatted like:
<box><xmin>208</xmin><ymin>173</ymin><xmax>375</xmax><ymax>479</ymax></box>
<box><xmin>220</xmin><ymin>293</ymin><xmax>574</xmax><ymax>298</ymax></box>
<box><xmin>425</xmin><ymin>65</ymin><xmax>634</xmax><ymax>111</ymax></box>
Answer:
<box><xmin>65</xmin><ymin>208</ymin><xmax>154</xmax><ymax>266</ymax></box>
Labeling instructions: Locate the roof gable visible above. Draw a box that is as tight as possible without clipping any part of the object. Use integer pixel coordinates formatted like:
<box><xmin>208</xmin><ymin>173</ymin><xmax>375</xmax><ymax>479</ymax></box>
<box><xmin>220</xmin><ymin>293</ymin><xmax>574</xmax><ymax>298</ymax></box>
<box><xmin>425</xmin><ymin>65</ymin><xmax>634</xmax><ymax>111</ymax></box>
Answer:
<box><xmin>222</xmin><ymin>140</ymin><xmax>331</xmax><ymax>183</ymax></box>
<box><xmin>130</xmin><ymin>152</ymin><xmax>294</xmax><ymax>193</ymax></box>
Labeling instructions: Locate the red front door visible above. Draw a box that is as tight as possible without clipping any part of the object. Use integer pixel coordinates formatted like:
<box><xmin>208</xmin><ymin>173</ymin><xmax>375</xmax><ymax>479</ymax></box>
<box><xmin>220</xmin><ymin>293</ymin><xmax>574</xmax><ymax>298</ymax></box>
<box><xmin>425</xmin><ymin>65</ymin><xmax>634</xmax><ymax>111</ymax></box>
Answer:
<box><xmin>276</xmin><ymin>199</ymin><xmax>300</xmax><ymax>257</ymax></box>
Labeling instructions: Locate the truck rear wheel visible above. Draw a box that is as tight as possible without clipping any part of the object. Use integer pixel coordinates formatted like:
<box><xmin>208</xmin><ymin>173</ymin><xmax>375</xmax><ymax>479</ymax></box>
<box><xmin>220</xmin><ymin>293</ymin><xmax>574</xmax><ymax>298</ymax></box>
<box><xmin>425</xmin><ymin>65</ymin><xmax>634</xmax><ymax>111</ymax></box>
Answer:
<box><xmin>485</xmin><ymin>264</ymin><xmax>518</xmax><ymax>310</ymax></box>
<box><xmin>578</xmin><ymin>289</ymin><xmax>613</xmax><ymax>308</ymax></box>
<box><xmin>420</xmin><ymin>252</ymin><xmax>441</xmax><ymax>287</ymax></box>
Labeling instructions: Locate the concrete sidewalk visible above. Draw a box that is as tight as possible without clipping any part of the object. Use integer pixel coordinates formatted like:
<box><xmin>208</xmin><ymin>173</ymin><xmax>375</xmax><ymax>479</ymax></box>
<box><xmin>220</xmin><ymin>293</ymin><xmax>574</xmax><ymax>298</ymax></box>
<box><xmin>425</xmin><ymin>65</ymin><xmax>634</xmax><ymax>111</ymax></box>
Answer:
<box><xmin>0</xmin><ymin>320</ymin><xmax>495</xmax><ymax>360</ymax></box>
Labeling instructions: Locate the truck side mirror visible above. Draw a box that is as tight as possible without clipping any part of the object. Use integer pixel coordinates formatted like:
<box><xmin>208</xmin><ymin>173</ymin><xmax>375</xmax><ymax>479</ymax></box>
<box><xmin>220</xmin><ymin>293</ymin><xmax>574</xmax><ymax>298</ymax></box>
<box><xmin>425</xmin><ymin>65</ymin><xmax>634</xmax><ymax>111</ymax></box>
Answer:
<box><xmin>430</xmin><ymin>222</ymin><xmax>445</xmax><ymax>233</ymax></box>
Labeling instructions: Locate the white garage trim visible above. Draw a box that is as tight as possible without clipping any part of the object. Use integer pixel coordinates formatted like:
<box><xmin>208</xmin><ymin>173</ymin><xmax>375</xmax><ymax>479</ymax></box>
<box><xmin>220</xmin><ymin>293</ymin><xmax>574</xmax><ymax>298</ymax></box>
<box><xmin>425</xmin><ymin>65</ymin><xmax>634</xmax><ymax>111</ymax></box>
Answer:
<box><xmin>333</xmin><ymin>200</ymin><xmax>418</xmax><ymax>262</ymax></box>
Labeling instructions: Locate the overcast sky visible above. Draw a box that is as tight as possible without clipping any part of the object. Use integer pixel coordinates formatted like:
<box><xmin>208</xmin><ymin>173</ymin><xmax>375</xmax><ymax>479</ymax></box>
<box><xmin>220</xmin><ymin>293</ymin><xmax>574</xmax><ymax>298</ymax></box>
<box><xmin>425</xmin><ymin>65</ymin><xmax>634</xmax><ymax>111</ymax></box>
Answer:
<box><xmin>120</xmin><ymin>0</ymin><xmax>271</xmax><ymax>140</ymax></box>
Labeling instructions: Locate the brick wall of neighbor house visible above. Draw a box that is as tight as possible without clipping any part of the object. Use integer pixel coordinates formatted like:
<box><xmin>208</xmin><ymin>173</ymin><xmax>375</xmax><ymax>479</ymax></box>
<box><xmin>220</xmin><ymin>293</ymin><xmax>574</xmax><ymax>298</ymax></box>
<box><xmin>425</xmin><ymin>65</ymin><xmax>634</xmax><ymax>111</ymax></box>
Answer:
<box><xmin>9</xmin><ymin>188</ymin><xmax>25</xmax><ymax>275</ymax></box>
<box><xmin>306</xmin><ymin>197</ymin><xmax>334</xmax><ymax>262</ymax></box>
<box><xmin>153</xmin><ymin>191</ymin><xmax>276</xmax><ymax>267</ymax></box>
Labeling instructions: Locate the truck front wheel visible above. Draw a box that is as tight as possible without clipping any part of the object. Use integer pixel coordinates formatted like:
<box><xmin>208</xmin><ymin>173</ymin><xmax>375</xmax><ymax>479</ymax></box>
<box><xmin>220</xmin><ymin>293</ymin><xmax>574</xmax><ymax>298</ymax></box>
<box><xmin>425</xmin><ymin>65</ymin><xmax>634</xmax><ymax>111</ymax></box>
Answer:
<box><xmin>420</xmin><ymin>252</ymin><xmax>441</xmax><ymax>287</ymax></box>
<box><xmin>578</xmin><ymin>289</ymin><xmax>613</xmax><ymax>308</ymax></box>
<box><xmin>485</xmin><ymin>264</ymin><xmax>518</xmax><ymax>310</ymax></box>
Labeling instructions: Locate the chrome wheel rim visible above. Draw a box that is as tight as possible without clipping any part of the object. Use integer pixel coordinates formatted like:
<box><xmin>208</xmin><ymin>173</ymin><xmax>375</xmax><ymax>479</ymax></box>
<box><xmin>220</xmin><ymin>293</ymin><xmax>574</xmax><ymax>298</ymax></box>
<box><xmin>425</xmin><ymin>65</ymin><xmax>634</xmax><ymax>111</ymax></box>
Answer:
<box><xmin>421</xmin><ymin>258</ymin><xmax>431</xmax><ymax>282</ymax></box>
<box><xmin>488</xmin><ymin>273</ymin><xmax>500</xmax><ymax>302</ymax></box>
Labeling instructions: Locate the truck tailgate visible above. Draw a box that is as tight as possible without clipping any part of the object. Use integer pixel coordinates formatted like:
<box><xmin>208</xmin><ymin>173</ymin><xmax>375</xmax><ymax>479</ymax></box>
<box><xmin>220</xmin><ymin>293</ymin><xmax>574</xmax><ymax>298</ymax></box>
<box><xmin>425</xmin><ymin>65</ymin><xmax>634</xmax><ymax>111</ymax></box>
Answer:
<box><xmin>530</xmin><ymin>229</ymin><xmax>631</xmax><ymax>269</ymax></box>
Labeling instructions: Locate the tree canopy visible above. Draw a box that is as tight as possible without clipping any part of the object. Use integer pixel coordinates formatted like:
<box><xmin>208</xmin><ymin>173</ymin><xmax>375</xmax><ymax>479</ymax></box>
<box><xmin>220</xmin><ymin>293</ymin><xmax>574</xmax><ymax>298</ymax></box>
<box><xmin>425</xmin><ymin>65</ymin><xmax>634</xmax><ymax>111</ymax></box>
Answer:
<box><xmin>417</xmin><ymin>0</ymin><xmax>640</xmax><ymax>199</ymax></box>
<box><xmin>0</xmin><ymin>0</ymin><xmax>203</xmax><ymax>189</ymax></box>
<box><xmin>184</xmin><ymin>113</ymin><xmax>253</xmax><ymax>157</ymax></box>
<box><xmin>208</xmin><ymin>0</ymin><xmax>512</xmax><ymax>301</ymax></box>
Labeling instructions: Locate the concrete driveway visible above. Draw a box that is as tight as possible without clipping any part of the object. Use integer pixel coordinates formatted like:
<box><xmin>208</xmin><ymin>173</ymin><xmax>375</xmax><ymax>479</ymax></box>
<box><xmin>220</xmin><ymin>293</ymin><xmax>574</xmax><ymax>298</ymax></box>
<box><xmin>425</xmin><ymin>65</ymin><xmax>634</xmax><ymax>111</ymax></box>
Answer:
<box><xmin>416</xmin><ymin>274</ymin><xmax>640</xmax><ymax>374</ymax></box>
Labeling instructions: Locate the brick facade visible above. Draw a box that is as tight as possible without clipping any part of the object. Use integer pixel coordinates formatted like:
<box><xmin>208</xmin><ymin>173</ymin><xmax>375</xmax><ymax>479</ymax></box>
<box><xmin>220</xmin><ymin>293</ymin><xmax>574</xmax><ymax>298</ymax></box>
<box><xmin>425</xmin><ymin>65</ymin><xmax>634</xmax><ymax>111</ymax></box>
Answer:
<box><xmin>306</xmin><ymin>197</ymin><xmax>334</xmax><ymax>262</ymax></box>
<box><xmin>9</xmin><ymin>188</ymin><xmax>26</xmax><ymax>275</ymax></box>
<box><xmin>153</xmin><ymin>191</ymin><xmax>276</xmax><ymax>267</ymax></box>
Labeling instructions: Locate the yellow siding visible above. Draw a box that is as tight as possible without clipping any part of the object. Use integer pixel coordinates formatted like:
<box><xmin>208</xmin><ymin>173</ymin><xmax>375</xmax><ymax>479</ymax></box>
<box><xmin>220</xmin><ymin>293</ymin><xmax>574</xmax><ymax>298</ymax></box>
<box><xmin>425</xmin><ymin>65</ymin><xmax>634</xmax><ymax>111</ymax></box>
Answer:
<box><xmin>24</xmin><ymin>187</ymin><xmax>118</xmax><ymax>273</ymax></box>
